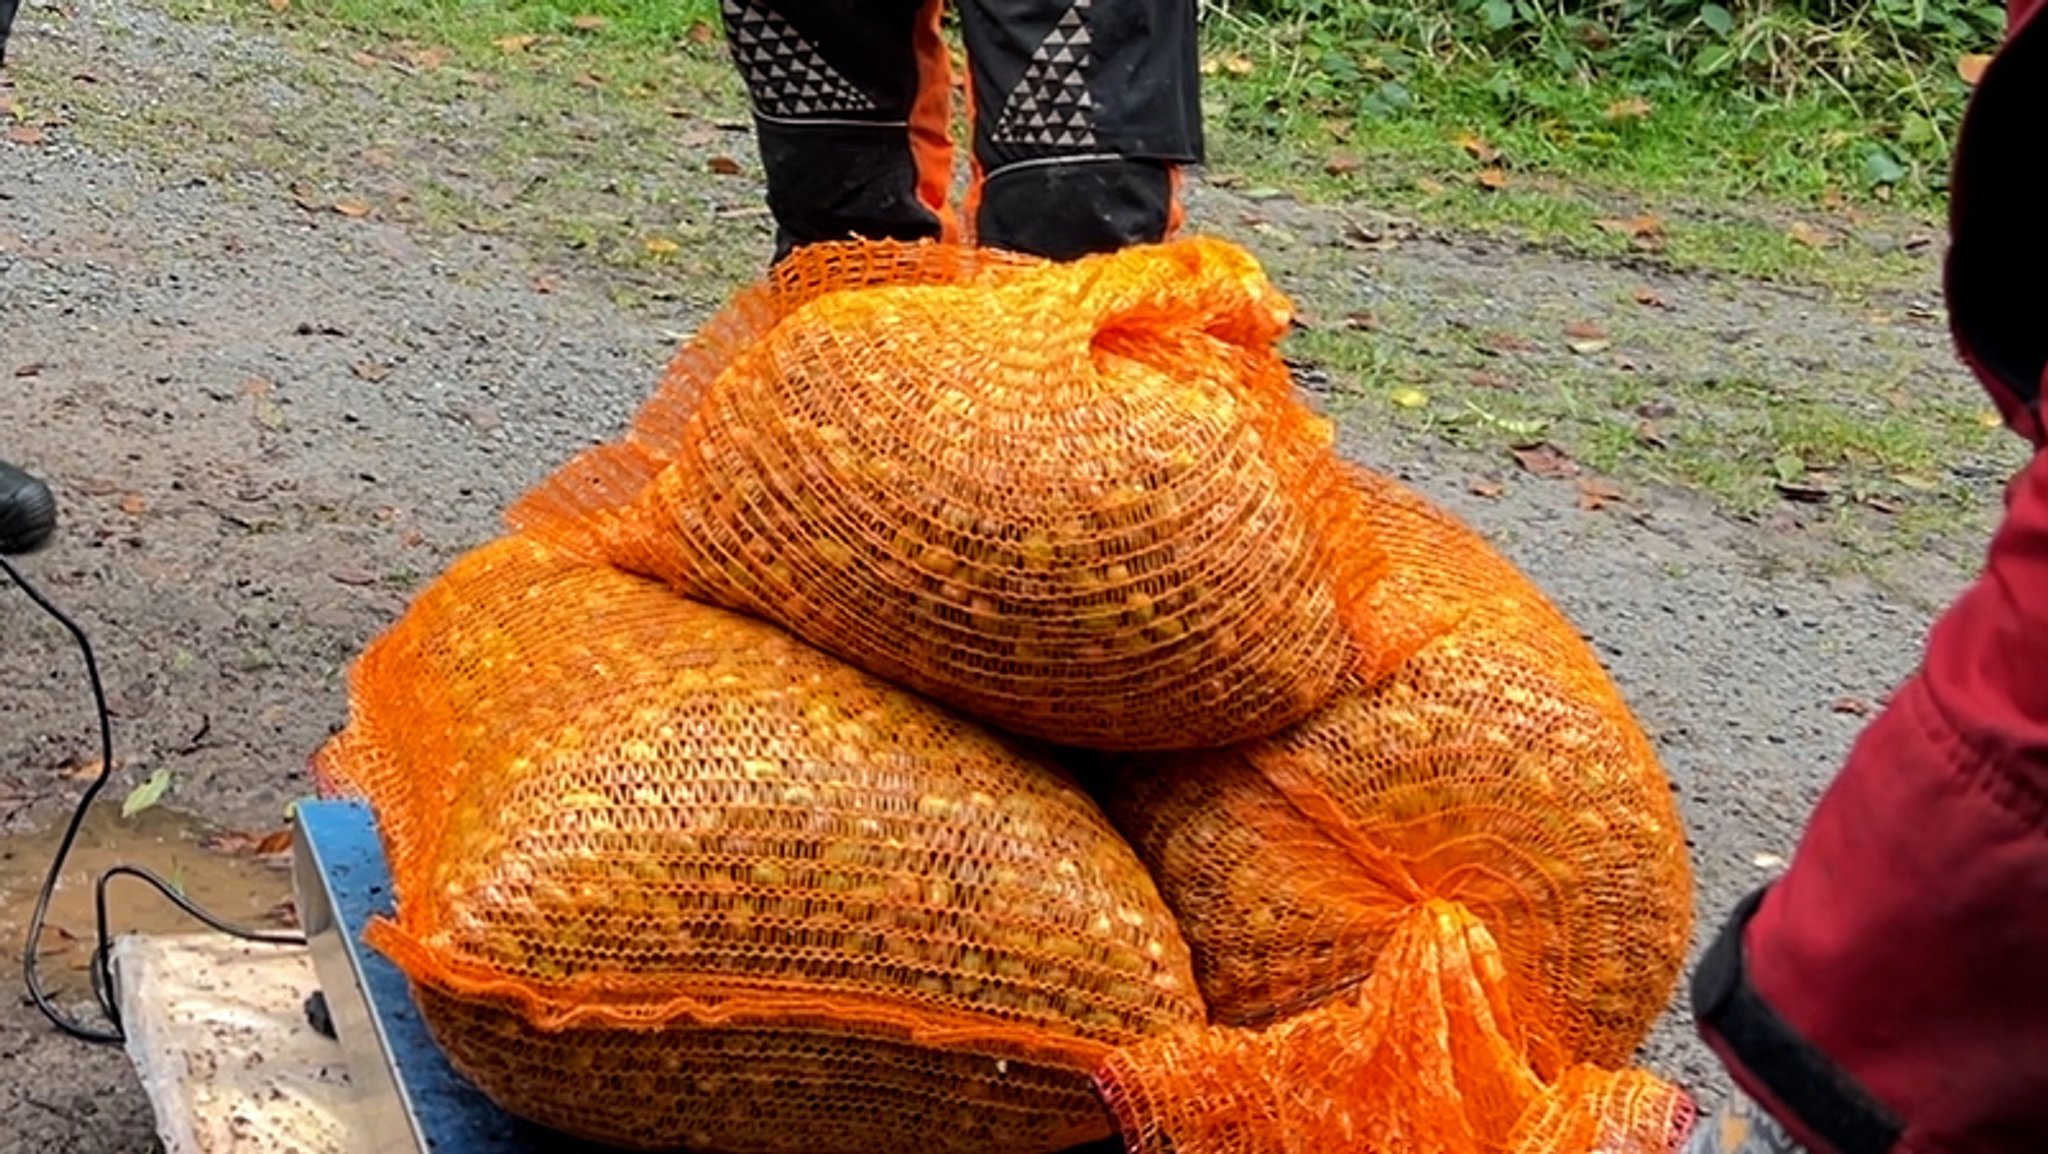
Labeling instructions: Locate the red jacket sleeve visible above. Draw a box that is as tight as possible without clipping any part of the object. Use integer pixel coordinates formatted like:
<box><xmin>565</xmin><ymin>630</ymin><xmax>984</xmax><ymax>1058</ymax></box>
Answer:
<box><xmin>1693</xmin><ymin>447</ymin><xmax>2048</xmax><ymax>1154</ymax></box>
<box><xmin>1690</xmin><ymin>8</ymin><xmax>2048</xmax><ymax>1150</ymax></box>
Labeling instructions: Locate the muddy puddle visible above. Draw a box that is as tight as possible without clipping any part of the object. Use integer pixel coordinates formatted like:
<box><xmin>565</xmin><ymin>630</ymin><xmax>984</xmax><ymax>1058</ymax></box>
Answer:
<box><xmin>0</xmin><ymin>804</ymin><xmax>298</xmax><ymax>995</ymax></box>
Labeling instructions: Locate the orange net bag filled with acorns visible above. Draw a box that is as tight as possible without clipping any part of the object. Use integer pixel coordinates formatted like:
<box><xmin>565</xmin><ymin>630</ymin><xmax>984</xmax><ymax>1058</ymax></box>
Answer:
<box><xmin>314</xmin><ymin>534</ymin><xmax>1207</xmax><ymax>1154</ymax></box>
<box><xmin>508</xmin><ymin>237</ymin><xmax>1394</xmax><ymax>751</ymax></box>
<box><xmin>1093</xmin><ymin>467</ymin><xmax>1696</xmax><ymax>1153</ymax></box>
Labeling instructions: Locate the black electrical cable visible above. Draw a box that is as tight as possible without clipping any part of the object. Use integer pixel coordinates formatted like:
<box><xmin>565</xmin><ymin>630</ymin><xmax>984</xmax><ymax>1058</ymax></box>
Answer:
<box><xmin>2</xmin><ymin>552</ymin><xmax>307</xmax><ymax>1046</ymax></box>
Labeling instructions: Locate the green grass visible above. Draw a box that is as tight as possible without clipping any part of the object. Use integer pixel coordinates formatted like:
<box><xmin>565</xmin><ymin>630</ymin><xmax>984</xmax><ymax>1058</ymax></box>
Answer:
<box><xmin>1286</xmin><ymin>313</ymin><xmax>2017</xmax><ymax>562</ymax></box>
<box><xmin>1194</xmin><ymin>13</ymin><xmax>1958</xmax><ymax>291</ymax></box>
<box><xmin>196</xmin><ymin>0</ymin><xmax>1961</xmax><ymax>292</ymax></box>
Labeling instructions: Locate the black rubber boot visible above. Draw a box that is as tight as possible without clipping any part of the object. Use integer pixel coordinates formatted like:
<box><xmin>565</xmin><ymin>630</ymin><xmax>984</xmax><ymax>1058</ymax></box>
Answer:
<box><xmin>0</xmin><ymin>459</ymin><xmax>58</xmax><ymax>554</ymax></box>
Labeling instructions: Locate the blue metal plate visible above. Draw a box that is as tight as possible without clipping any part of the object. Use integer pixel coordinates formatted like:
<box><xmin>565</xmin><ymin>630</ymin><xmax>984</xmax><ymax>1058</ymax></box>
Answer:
<box><xmin>293</xmin><ymin>798</ymin><xmax>620</xmax><ymax>1154</ymax></box>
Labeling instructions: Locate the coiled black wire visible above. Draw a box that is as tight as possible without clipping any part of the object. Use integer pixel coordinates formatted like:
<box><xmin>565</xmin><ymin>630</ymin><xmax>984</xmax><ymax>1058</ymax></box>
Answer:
<box><xmin>3</xmin><ymin>552</ymin><xmax>305</xmax><ymax>1045</ymax></box>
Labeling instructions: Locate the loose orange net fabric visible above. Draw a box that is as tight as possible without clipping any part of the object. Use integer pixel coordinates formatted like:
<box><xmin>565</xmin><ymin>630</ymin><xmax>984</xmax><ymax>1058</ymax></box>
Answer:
<box><xmin>314</xmin><ymin>534</ymin><xmax>1206</xmax><ymax>1154</ymax></box>
<box><xmin>508</xmin><ymin>237</ymin><xmax>1391</xmax><ymax>751</ymax></box>
<box><xmin>1096</xmin><ymin>902</ymin><xmax>1697</xmax><ymax>1154</ymax></box>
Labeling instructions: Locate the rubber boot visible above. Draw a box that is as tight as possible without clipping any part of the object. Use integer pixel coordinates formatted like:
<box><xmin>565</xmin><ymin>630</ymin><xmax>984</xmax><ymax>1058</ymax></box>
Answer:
<box><xmin>0</xmin><ymin>459</ymin><xmax>58</xmax><ymax>554</ymax></box>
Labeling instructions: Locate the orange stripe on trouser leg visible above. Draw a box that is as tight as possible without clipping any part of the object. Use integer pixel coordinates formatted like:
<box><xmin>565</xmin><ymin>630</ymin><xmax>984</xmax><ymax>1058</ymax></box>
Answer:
<box><xmin>962</xmin><ymin>54</ymin><xmax>985</xmax><ymax>248</ymax></box>
<box><xmin>1165</xmin><ymin>164</ymin><xmax>1187</xmax><ymax>239</ymax></box>
<box><xmin>909</xmin><ymin>0</ymin><xmax>960</xmax><ymax>244</ymax></box>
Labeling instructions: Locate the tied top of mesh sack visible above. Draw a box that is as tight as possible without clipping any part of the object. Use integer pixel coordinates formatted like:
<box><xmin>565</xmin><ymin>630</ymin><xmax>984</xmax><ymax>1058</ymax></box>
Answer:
<box><xmin>1105</xmin><ymin>467</ymin><xmax>1694</xmax><ymax>1074</ymax></box>
<box><xmin>316</xmin><ymin>535</ymin><xmax>1206</xmax><ymax>1067</ymax></box>
<box><xmin>509</xmin><ymin>238</ymin><xmax>1394</xmax><ymax>751</ymax></box>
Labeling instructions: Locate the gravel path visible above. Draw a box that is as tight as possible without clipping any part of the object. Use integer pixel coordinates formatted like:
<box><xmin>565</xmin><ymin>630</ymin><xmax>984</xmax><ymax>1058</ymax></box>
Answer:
<box><xmin>0</xmin><ymin>0</ymin><xmax>1983</xmax><ymax>1148</ymax></box>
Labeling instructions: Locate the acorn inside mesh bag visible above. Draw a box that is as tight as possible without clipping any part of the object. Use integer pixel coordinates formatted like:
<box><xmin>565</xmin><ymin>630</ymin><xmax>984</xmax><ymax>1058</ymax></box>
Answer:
<box><xmin>509</xmin><ymin>237</ymin><xmax>1391</xmax><ymax>751</ymax></box>
<box><xmin>313</xmin><ymin>534</ymin><xmax>1206</xmax><ymax>1154</ymax></box>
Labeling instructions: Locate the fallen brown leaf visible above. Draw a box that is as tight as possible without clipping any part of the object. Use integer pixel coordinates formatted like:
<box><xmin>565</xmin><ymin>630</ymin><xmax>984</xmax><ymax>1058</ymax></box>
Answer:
<box><xmin>267</xmin><ymin>0</ymin><xmax>289</xmax><ymax>12</ymax></box>
<box><xmin>1469</xmin><ymin>480</ymin><xmax>1505</xmax><ymax>499</ymax></box>
<box><xmin>331</xmin><ymin>568</ymin><xmax>380</xmax><ymax>586</ymax></box>
<box><xmin>1862</xmin><ymin>494</ymin><xmax>1902</xmax><ymax>515</ymax></box>
<box><xmin>62</xmin><ymin>755</ymin><xmax>111</xmax><ymax>782</ymax></box>
<box><xmin>350</xmin><ymin>361</ymin><xmax>393</xmax><ymax>383</ymax></box>
<box><xmin>1511</xmin><ymin>442</ymin><xmax>1579</xmax><ymax>479</ymax></box>
<box><xmin>707</xmin><ymin>155</ymin><xmax>743</xmax><ymax>175</ymax></box>
<box><xmin>1324</xmin><ymin>153</ymin><xmax>1363</xmax><ymax>176</ymax></box>
<box><xmin>494</xmin><ymin>33</ymin><xmax>540</xmax><ymax>53</ymax></box>
<box><xmin>204</xmin><ymin>827</ymin><xmax>297</xmax><ymax>858</ymax></box>
<box><xmin>570</xmin><ymin>14</ymin><xmax>609</xmax><ymax>30</ymax></box>
<box><xmin>1633</xmin><ymin>287</ymin><xmax>1670</xmax><ymax>309</ymax></box>
<box><xmin>1576</xmin><ymin>476</ymin><xmax>1625</xmax><ymax>511</ymax></box>
<box><xmin>34</xmin><ymin>925</ymin><xmax>79</xmax><ymax>956</ymax></box>
<box><xmin>1343</xmin><ymin>311</ymin><xmax>1378</xmax><ymax>331</ymax></box>
<box><xmin>1786</xmin><ymin>221</ymin><xmax>1830</xmax><ymax>249</ymax></box>
<box><xmin>533</xmin><ymin>275</ymin><xmax>557</xmax><ymax>294</ymax></box>
<box><xmin>119</xmin><ymin>493</ymin><xmax>148</xmax><ymax>516</ymax></box>
<box><xmin>1455</xmin><ymin>132</ymin><xmax>1500</xmax><ymax>163</ymax></box>
<box><xmin>1475</xmin><ymin>167</ymin><xmax>1509</xmax><ymax>191</ymax></box>
<box><xmin>1604</xmin><ymin>97</ymin><xmax>1653</xmax><ymax>121</ymax></box>
<box><xmin>333</xmin><ymin>198</ymin><xmax>373</xmax><ymax>218</ymax></box>
<box><xmin>1563</xmin><ymin>320</ymin><xmax>1608</xmax><ymax>341</ymax></box>
<box><xmin>402</xmin><ymin>529</ymin><xmax>427</xmax><ymax>547</ymax></box>
<box><xmin>350</xmin><ymin>50</ymin><xmax>380</xmax><ymax>68</ymax></box>
<box><xmin>1958</xmin><ymin>53</ymin><xmax>1992</xmax><ymax>85</ymax></box>
<box><xmin>1594</xmin><ymin>213</ymin><xmax>1665</xmax><ymax>244</ymax></box>
<box><xmin>1483</xmin><ymin>332</ymin><xmax>1537</xmax><ymax>355</ymax></box>
<box><xmin>1634</xmin><ymin>420</ymin><xmax>1668</xmax><ymax>449</ymax></box>
<box><xmin>1468</xmin><ymin>370</ymin><xmax>1512</xmax><ymax>389</ymax></box>
<box><xmin>1414</xmin><ymin>176</ymin><xmax>1446</xmax><ymax>196</ymax></box>
<box><xmin>5</xmin><ymin>125</ymin><xmax>48</xmax><ymax>146</ymax></box>
<box><xmin>577</xmin><ymin>72</ymin><xmax>606</xmax><ymax>89</ymax></box>
<box><xmin>1831</xmin><ymin>696</ymin><xmax>1871</xmax><ymax>717</ymax></box>
<box><xmin>688</xmin><ymin>21</ymin><xmax>716</xmax><ymax>45</ymax></box>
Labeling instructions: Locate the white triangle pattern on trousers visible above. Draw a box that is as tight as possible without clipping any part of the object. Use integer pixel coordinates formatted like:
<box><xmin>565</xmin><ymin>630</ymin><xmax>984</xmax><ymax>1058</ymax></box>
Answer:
<box><xmin>722</xmin><ymin>0</ymin><xmax>877</xmax><ymax>118</ymax></box>
<box><xmin>992</xmin><ymin>0</ymin><xmax>1099</xmax><ymax>148</ymax></box>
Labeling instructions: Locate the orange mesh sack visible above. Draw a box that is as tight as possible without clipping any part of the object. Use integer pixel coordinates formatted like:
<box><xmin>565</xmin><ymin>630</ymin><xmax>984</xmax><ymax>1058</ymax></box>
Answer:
<box><xmin>1094</xmin><ymin>901</ymin><xmax>1696</xmax><ymax>1154</ymax></box>
<box><xmin>1103</xmin><ymin>466</ymin><xmax>1694</xmax><ymax>1073</ymax></box>
<box><xmin>313</xmin><ymin>534</ymin><xmax>1207</xmax><ymax>1154</ymax></box>
<box><xmin>509</xmin><ymin>237</ymin><xmax>1391</xmax><ymax>750</ymax></box>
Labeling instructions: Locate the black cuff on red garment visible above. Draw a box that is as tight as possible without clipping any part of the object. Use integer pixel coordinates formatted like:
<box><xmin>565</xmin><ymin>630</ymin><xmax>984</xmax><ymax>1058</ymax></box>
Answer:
<box><xmin>1692</xmin><ymin>885</ymin><xmax>1905</xmax><ymax>1154</ymax></box>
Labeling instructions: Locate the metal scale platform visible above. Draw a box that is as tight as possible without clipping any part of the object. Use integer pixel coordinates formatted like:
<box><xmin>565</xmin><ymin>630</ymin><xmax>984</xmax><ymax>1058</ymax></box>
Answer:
<box><xmin>288</xmin><ymin>798</ymin><xmax>620</xmax><ymax>1154</ymax></box>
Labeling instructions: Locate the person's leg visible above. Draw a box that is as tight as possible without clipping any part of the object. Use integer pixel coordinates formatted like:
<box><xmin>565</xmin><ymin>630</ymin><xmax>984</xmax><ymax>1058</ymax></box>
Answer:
<box><xmin>958</xmin><ymin>0</ymin><xmax>1202</xmax><ymax>260</ymax></box>
<box><xmin>718</xmin><ymin>0</ymin><xmax>958</xmax><ymax>264</ymax></box>
<box><xmin>0</xmin><ymin>460</ymin><xmax>57</xmax><ymax>554</ymax></box>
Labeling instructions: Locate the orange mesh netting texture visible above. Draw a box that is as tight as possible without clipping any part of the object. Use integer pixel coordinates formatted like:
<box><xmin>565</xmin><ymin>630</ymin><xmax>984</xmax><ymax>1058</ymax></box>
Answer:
<box><xmin>314</xmin><ymin>533</ymin><xmax>1207</xmax><ymax>1154</ymax></box>
<box><xmin>508</xmin><ymin>237</ymin><xmax>1392</xmax><ymax>751</ymax></box>
<box><xmin>1095</xmin><ymin>901</ymin><xmax>1697</xmax><ymax>1154</ymax></box>
<box><xmin>1104</xmin><ymin>467</ymin><xmax>1693</xmax><ymax>1075</ymax></box>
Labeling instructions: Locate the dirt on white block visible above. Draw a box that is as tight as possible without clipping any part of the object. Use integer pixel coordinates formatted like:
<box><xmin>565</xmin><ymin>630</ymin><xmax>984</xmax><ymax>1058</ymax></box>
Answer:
<box><xmin>113</xmin><ymin>934</ymin><xmax>355</xmax><ymax>1154</ymax></box>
